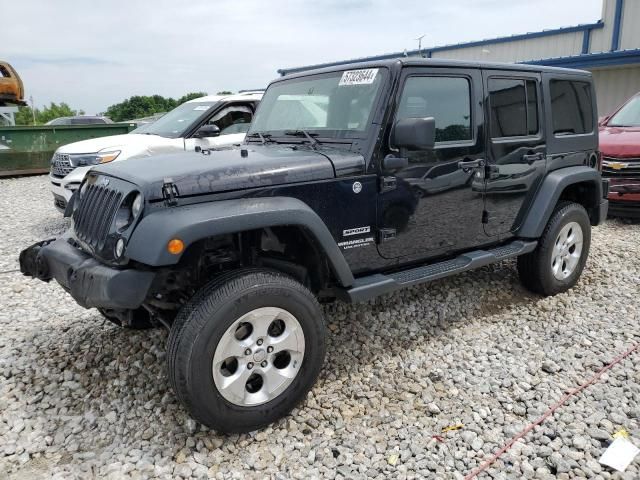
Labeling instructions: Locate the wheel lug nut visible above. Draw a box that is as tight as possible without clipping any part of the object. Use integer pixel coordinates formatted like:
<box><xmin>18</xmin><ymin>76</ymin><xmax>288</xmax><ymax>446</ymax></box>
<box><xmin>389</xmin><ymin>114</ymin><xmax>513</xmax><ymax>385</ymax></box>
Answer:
<box><xmin>257</xmin><ymin>339</ymin><xmax>263</xmax><ymax>346</ymax></box>
<box><xmin>247</xmin><ymin>362</ymin><xmax>254</xmax><ymax>370</ymax></box>
<box><xmin>261</xmin><ymin>361</ymin><xmax>267</xmax><ymax>368</ymax></box>
<box><xmin>245</xmin><ymin>349</ymin><xmax>251</xmax><ymax>356</ymax></box>
<box><xmin>267</xmin><ymin>346</ymin><xmax>273</xmax><ymax>353</ymax></box>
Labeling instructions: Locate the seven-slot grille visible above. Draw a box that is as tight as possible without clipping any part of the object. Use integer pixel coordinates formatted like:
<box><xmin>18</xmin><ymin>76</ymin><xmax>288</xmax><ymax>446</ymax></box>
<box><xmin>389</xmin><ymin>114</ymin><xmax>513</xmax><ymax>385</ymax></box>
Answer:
<box><xmin>602</xmin><ymin>156</ymin><xmax>640</xmax><ymax>177</ymax></box>
<box><xmin>51</xmin><ymin>153</ymin><xmax>75</xmax><ymax>178</ymax></box>
<box><xmin>73</xmin><ymin>183</ymin><xmax>123</xmax><ymax>250</ymax></box>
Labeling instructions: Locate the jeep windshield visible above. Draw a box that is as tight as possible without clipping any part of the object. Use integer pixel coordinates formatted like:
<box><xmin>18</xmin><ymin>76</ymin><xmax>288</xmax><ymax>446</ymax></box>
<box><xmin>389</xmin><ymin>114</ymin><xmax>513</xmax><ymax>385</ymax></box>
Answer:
<box><xmin>131</xmin><ymin>101</ymin><xmax>218</xmax><ymax>138</ymax></box>
<box><xmin>248</xmin><ymin>68</ymin><xmax>387</xmax><ymax>141</ymax></box>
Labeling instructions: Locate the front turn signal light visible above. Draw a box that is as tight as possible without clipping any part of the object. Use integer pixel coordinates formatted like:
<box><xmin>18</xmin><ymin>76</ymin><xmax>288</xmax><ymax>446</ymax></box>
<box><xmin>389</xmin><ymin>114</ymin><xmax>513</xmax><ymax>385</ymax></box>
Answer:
<box><xmin>167</xmin><ymin>238</ymin><xmax>185</xmax><ymax>255</ymax></box>
<box><xmin>98</xmin><ymin>150</ymin><xmax>121</xmax><ymax>164</ymax></box>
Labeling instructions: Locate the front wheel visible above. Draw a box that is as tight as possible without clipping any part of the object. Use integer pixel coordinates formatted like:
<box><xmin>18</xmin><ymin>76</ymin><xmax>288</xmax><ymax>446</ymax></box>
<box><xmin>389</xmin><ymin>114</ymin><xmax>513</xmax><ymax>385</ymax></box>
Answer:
<box><xmin>167</xmin><ymin>269</ymin><xmax>326</xmax><ymax>433</ymax></box>
<box><xmin>517</xmin><ymin>201</ymin><xmax>591</xmax><ymax>296</ymax></box>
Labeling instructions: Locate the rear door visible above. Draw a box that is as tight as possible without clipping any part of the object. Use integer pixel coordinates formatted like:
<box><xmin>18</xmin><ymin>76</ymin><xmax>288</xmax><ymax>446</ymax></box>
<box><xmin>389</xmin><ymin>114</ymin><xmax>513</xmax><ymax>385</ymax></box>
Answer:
<box><xmin>482</xmin><ymin>70</ymin><xmax>546</xmax><ymax>236</ymax></box>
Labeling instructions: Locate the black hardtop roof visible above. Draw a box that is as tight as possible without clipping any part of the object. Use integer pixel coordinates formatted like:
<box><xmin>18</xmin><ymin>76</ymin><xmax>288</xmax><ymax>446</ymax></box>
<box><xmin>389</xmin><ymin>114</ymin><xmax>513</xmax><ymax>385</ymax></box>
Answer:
<box><xmin>276</xmin><ymin>57</ymin><xmax>592</xmax><ymax>82</ymax></box>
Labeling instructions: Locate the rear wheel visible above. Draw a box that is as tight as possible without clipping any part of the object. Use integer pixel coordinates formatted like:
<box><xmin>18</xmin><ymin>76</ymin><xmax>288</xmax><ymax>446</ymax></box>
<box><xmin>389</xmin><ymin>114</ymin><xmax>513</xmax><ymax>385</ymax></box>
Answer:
<box><xmin>518</xmin><ymin>201</ymin><xmax>591</xmax><ymax>296</ymax></box>
<box><xmin>167</xmin><ymin>269</ymin><xmax>326</xmax><ymax>433</ymax></box>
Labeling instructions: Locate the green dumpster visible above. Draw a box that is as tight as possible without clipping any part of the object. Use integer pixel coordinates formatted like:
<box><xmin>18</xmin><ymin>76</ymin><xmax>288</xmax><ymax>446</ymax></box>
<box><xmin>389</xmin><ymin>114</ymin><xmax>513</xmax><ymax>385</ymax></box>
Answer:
<box><xmin>0</xmin><ymin>123</ymin><xmax>135</xmax><ymax>176</ymax></box>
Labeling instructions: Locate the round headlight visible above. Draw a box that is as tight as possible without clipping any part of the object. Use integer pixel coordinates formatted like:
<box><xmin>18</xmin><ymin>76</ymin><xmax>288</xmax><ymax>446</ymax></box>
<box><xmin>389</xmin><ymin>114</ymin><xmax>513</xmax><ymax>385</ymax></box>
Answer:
<box><xmin>115</xmin><ymin>238</ymin><xmax>125</xmax><ymax>258</ymax></box>
<box><xmin>114</xmin><ymin>205</ymin><xmax>133</xmax><ymax>231</ymax></box>
<box><xmin>132</xmin><ymin>193</ymin><xmax>143</xmax><ymax>217</ymax></box>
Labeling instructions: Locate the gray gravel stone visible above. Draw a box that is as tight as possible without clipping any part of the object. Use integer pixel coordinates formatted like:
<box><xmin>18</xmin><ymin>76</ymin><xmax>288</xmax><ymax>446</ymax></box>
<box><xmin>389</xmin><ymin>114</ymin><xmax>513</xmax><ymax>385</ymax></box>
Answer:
<box><xmin>1</xmin><ymin>176</ymin><xmax>639</xmax><ymax>479</ymax></box>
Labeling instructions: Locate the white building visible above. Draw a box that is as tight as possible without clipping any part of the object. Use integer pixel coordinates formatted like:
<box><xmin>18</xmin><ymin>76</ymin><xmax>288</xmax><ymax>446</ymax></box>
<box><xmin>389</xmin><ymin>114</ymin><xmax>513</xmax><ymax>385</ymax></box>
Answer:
<box><xmin>278</xmin><ymin>0</ymin><xmax>640</xmax><ymax>116</ymax></box>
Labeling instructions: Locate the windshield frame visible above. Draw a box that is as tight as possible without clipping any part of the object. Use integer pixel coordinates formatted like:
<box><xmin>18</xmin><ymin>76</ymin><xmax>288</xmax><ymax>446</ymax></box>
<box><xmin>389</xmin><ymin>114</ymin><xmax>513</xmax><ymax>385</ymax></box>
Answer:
<box><xmin>130</xmin><ymin>100</ymin><xmax>222</xmax><ymax>138</ymax></box>
<box><xmin>607</xmin><ymin>94</ymin><xmax>640</xmax><ymax>128</ymax></box>
<box><xmin>247</xmin><ymin>67</ymin><xmax>390</xmax><ymax>143</ymax></box>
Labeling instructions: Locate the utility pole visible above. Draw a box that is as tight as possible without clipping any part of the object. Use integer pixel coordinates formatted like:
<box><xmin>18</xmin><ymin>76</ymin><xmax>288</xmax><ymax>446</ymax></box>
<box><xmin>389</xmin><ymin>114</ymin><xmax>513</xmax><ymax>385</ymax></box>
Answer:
<box><xmin>415</xmin><ymin>34</ymin><xmax>427</xmax><ymax>57</ymax></box>
<box><xmin>29</xmin><ymin>96</ymin><xmax>36</xmax><ymax>125</ymax></box>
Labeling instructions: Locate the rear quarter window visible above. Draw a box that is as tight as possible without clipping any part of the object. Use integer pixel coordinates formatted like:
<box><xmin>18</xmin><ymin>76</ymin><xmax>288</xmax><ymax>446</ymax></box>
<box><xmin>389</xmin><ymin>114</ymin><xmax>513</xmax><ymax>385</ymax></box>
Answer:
<box><xmin>550</xmin><ymin>80</ymin><xmax>594</xmax><ymax>136</ymax></box>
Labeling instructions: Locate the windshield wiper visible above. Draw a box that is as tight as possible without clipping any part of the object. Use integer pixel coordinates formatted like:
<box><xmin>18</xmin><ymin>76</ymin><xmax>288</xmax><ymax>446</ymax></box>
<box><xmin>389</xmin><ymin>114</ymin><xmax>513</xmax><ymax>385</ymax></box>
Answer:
<box><xmin>283</xmin><ymin>130</ymin><xmax>320</xmax><ymax>149</ymax></box>
<box><xmin>246</xmin><ymin>132</ymin><xmax>274</xmax><ymax>144</ymax></box>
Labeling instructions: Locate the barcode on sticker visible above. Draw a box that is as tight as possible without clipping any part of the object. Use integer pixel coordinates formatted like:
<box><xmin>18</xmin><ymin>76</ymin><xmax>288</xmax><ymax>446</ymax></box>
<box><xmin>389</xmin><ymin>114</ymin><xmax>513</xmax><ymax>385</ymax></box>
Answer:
<box><xmin>339</xmin><ymin>69</ymin><xmax>378</xmax><ymax>86</ymax></box>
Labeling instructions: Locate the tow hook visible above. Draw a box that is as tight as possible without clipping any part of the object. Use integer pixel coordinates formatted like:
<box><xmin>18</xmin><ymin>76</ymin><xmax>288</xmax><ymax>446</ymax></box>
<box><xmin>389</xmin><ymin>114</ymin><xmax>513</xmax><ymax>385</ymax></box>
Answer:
<box><xmin>18</xmin><ymin>239</ymin><xmax>55</xmax><ymax>281</ymax></box>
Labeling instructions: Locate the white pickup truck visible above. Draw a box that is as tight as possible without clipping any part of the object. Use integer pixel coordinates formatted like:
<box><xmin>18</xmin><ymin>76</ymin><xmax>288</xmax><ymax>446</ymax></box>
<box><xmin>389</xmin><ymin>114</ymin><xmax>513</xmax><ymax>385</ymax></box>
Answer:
<box><xmin>49</xmin><ymin>92</ymin><xmax>262</xmax><ymax>211</ymax></box>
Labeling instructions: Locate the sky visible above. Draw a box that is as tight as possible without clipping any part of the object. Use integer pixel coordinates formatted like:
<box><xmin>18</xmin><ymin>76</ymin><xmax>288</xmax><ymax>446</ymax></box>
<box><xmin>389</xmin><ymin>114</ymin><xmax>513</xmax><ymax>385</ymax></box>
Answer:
<box><xmin>2</xmin><ymin>0</ymin><xmax>603</xmax><ymax>114</ymax></box>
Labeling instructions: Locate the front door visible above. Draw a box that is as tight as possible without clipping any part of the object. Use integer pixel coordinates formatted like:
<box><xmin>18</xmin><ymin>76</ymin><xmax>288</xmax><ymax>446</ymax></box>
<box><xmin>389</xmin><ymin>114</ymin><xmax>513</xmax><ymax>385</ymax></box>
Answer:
<box><xmin>377</xmin><ymin>67</ymin><xmax>487</xmax><ymax>260</ymax></box>
<box><xmin>482</xmin><ymin>71</ymin><xmax>546</xmax><ymax>236</ymax></box>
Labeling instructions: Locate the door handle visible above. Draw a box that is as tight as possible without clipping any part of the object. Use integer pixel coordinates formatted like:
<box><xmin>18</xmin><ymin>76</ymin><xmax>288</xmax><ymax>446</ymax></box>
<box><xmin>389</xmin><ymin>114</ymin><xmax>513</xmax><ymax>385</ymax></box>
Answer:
<box><xmin>458</xmin><ymin>158</ymin><xmax>485</xmax><ymax>172</ymax></box>
<box><xmin>523</xmin><ymin>153</ymin><xmax>544</xmax><ymax>164</ymax></box>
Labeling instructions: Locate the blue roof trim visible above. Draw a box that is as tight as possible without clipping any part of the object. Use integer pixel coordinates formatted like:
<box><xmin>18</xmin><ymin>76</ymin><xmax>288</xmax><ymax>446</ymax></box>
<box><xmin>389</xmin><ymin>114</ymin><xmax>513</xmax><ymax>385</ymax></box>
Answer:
<box><xmin>524</xmin><ymin>49</ymin><xmax>640</xmax><ymax>69</ymax></box>
<box><xmin>611</xmin><ymin>0</ymin><xmax>624</xmax><ymax>51</ymax></box>
<box><xmin>425</xmin><ymin>22</ymin><xmax>604</xmax><ymax>53</ymax></box>
<box><xmin>278</xmin><ymin>21</ymin><xmax>604</xmax><ymax>75</ymax></box>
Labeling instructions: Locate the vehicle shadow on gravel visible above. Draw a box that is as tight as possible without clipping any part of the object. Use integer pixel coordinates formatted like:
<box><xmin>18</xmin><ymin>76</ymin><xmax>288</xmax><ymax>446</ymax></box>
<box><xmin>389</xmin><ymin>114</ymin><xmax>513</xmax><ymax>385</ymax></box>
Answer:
<box><xmin>321</xmin><ymin>260</ymin><xmax>538</xmax><ymax>372</ymax></box>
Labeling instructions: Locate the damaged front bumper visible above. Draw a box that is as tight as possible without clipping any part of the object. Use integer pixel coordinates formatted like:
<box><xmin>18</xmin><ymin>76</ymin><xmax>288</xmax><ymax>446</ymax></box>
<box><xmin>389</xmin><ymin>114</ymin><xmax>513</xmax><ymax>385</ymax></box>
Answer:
<box><xmin>19</xmin><ymin>234</ymin><xmax>155</xmax><ymax>310</ymax></box>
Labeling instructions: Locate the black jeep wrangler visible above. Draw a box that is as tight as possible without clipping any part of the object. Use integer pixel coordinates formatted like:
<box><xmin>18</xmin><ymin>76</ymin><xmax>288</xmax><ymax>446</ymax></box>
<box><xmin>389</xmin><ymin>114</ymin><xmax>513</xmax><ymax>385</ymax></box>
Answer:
<box><xmin>20</xmin><ymin>59</ymin><xmax>608</xmax><ymax>433</ymax></box>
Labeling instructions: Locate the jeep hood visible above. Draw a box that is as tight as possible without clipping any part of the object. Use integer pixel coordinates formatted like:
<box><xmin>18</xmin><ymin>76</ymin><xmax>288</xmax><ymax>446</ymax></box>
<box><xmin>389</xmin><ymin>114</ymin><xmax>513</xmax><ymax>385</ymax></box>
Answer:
<box><xmin>93</xmin><ymin>145</ymin><xmax>364</xmax><ymax>201</ymax></box>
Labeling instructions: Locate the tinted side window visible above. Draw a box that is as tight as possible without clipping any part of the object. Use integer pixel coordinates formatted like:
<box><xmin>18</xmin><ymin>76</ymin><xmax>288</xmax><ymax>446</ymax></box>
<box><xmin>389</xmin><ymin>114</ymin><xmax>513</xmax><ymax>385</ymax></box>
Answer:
<box><xmin>489</xmin><ymin>79</ymin><xmax>526</xmax><ymax>137</ymax></box>
<box><xmin>488</xmin><ymin>78</ymin><xmax>539</xmax><ymax>138</ymax></box>
<box><xmin>397</xmin><ymin>76</ymin><xmax>472</xmax><ymax>143</ymax></box>
<box><xmin>550</xmin><ymin>80</ymin><xmax>593</xmax><ymax>135</ymax></box>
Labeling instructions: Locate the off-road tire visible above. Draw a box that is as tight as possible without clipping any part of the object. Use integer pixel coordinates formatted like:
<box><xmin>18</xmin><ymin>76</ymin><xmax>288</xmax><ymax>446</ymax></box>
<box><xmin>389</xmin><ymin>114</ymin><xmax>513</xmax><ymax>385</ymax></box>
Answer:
<box><xmin>167</xmin><ymin>268</ymin><xmax>326</xmax><ymax>433</ymax></box>
<box><xmin>518</xmin><ymin>201</ymin><xmax>591</xmax><ymax>296</ymax></box>
<box><xmin>98</xmin><ymin>308</ymin><xmax>154</xmax><ymax>329</ymax></box>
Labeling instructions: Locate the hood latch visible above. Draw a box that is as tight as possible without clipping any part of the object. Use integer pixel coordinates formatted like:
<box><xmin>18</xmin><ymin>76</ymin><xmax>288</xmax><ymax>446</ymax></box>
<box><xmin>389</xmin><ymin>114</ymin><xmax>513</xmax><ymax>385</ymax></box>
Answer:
<box><xmin>162</xmin><ymin>178</ymin><xmax>179</xmax><ymax>206</ymax></box>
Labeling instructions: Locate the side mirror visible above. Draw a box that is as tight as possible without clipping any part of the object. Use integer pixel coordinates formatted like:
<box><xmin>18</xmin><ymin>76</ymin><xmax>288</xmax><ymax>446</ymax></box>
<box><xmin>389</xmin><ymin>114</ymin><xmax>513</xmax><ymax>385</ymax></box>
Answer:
<box><xmin>382</xmin><ymin>154</ymin><xmax>409</xmax><ymax>171</ymax></box>
<box><xmin>392</xmin><ymin>117</ymin><xmax>436</xmax><ymax>150</ymax></box>
<box><xmin>194</xmin><ymin>124</ymin><xmax>220</xmax><ymax>138</ymax></box>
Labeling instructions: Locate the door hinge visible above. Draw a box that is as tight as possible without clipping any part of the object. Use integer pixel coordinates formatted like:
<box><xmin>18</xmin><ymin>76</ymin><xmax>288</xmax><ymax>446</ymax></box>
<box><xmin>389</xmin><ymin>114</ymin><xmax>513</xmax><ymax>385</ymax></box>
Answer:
<box><xmin>378</xmin><ymin>228</ymin><xmax>397</xmax><ymax>243</ymax></box>
<box><xmin>162</xmin><ymin>178</ymin><xmax>179</xmax><ymax>206</ymax></box>
<box><xmin>482</xmin><ymin>210</ymin><xmax>489</xmax><ymax>224</ymax></box>
<box><xmin>379</xmin><ymin>176</ymin><xmax>397</xmax><ymax>193</ymax></box>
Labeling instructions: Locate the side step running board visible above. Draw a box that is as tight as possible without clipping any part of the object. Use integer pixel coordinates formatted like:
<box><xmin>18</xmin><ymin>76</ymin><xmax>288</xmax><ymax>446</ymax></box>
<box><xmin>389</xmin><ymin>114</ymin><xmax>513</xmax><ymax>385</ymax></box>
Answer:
<box><xmin>341</xmin><ymin>240</ymin><xmax>537</xmax><ymax>303</ymax></box>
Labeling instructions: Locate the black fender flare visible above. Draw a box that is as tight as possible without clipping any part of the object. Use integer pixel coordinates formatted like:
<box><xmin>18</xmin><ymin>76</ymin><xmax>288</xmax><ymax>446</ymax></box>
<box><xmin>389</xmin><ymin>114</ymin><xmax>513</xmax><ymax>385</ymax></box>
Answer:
<box><xmin>125</xmin><ymin>196</ymin><xmax>355</xmax><ymax>287</ymax></box>
<box><xmin>518</xmin><ymin>166</ymin><xmax>605</xmax><ymax>238</ymax></box>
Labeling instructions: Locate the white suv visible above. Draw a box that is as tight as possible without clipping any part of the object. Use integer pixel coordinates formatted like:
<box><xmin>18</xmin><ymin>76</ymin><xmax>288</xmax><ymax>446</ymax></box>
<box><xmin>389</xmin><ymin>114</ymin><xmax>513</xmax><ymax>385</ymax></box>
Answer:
<box><xmin>49</xmin><ymin>92</ymin><xmax>262</xmax><ymax>211</ymax></box>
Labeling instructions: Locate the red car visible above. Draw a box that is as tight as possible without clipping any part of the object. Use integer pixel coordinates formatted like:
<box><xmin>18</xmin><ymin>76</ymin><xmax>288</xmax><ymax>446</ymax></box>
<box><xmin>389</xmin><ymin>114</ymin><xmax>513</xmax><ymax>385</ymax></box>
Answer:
<box><xmin>599</xmin><ymin>93</ymin><xmax>640</xmax><ymax>217</ymax></box>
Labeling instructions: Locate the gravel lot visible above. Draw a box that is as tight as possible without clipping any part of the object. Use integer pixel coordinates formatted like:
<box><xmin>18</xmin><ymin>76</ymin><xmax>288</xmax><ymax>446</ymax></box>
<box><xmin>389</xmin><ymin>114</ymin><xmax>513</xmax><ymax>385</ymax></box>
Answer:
<box><xmin>1</xmin><ymin>175</ymin><xmax>639</xmax><ymax>479</ymax></box>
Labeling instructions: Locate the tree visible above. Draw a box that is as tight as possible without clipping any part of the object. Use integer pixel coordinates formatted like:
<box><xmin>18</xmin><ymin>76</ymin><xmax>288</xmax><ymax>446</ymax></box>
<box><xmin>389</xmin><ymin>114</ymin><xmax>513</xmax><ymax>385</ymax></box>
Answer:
<box><xmin>216</xmin><ymin>91</ymin><xmax>233</xmax><ymax>95</ymax></box>
<box><xmin>14</xmin><ymin>102</ymin><xmax>84</xmax><ymax>126</ymax></box>
<box><xmin>105</xmin><ymin>92</ymin><xmax>208</xmax><ymax>122</ymax></box>
<box><xmin>176</xmin><ymin>91</ymin><xmax>208</xmax><ymax>104</ymax></box>
<box><xmin>37</xmin><ymin>102</ymin><xmax>83</xmax><ymax>124</ymax></box>
<box><xmin>14</xmin><ymin>107</ymin><xmax>35</xmax><ymax>126</ymax></box>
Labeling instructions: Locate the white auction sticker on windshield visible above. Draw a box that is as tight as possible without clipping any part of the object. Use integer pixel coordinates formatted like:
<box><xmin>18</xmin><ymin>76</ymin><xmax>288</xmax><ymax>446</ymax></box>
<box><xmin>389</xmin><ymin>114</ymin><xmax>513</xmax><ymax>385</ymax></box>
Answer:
<box><xmin>339</xmin><ymin>68</ymin><xmax>378</xmax><ymax>86</ymax></box>
<box><xmin>193</xmin><ymin>105</ymin><xmax>211</xmax><ymax>111</ymax></box>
